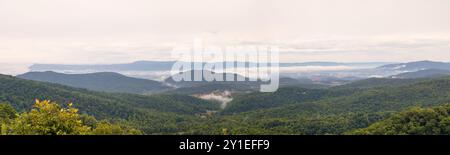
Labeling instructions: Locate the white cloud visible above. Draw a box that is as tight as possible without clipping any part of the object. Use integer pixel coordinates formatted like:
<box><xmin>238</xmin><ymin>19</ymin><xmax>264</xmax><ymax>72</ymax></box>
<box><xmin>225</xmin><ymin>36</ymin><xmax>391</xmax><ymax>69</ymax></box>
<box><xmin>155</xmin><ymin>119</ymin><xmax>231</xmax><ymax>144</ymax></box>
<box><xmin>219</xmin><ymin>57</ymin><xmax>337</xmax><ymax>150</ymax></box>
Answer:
<box><xmin>0</xmin><ymin>0</ymin><xmax>450</xmax><ymax>64</ymax></box>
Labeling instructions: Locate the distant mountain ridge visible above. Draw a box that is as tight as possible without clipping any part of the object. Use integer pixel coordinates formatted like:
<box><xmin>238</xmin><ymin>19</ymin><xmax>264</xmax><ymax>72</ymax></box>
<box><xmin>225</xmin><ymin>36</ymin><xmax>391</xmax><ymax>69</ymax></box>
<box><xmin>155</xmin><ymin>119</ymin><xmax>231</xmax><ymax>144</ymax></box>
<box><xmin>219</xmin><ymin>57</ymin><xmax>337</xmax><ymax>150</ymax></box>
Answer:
<box><xmin>377</xmin><ymin>60</ymin><xmax>450</xmax><ymax>71</ymax></box>
<box><xmin>17</xmin><ymin>71</ymin><xmax>171</xmax><ymax>94</ymax></box>
<box><xmin>30</xmin><ymin>61</ymin><xmax>390</xmax><ymax>72</ymax></box>
<box><xmin>27</xmin><ymin>60</ymin><xmax>393</xmax><ymax>81</ymax></box>
<box><xmin>391</xmin><ymin>69</ymin><xmax>450</xmax><ymax>79</ymax></box>
<box><xmin>164</xmin><ymin>70</ymin><xmax>251</xmax><ymax>86</ymax></box>
<box><xmin>30</xmin><ymin>61</ymin><xmax>176</xmax><ymax>71</ymax></box>
<box><xmin>163</xmin><ymin>70</ymin><xmax>262</xmax><ymax>94</ymax></box>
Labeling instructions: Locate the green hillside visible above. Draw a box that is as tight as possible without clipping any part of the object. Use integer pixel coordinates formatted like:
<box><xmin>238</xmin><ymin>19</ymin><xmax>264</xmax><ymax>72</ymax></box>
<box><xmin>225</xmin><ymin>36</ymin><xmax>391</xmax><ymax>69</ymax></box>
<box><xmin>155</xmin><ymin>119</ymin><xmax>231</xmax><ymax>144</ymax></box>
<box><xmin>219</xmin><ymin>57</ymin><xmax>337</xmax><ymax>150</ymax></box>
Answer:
<box><xmin>1</xmin><ymin>73</ymin><xmax>449</xmax><ymax>135</ymax></box>
<box><xmin>18</xmin><ymin>71</ymin><xmax>171</xmax><ymax>94</ymax></box>
<box><xmin>0</xmin><ymin>74</ymin><xmax>219</xmax><ymax>134</ymax></box>
<box><xmin>192</xmin><ymin>77</ymin><xmax>450</xmax><ymax>134</ymax></box>
<box><xmin>348</xmin><ymin>104</ymin><xmax>450</xmax><ymax>135</ymax></box>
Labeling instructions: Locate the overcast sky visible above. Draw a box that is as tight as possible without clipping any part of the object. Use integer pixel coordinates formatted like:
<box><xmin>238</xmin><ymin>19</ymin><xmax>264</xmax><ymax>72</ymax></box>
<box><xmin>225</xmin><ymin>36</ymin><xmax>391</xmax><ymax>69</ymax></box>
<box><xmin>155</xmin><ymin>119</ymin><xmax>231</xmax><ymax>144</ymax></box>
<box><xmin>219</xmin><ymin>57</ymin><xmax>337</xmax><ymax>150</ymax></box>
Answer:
<box><xmin>1</xmin><ymin>0</ymin><xmax>450</xmax><ymax>64</ymax></box>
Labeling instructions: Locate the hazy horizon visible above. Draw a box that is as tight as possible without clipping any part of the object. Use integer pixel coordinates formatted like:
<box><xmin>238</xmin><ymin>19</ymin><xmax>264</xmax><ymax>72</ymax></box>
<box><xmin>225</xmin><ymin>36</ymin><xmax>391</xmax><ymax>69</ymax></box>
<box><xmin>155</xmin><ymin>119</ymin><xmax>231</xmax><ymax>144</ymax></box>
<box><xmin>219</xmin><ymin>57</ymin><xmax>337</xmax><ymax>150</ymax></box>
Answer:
<box><xmin>1</xmin><ymin>0</ymin><xmax>450</xmax><ymax>64</ymax></box>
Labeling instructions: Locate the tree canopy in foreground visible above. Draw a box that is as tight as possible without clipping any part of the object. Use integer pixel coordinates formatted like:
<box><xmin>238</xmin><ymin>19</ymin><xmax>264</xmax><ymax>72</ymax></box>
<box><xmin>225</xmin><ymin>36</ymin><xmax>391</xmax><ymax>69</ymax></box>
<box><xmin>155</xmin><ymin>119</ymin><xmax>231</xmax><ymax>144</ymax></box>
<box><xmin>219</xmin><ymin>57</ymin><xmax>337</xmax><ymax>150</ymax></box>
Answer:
<box><xmin>0</xmin><ymin>100</ymin><xmax>141</xmax><ymax>135</ymax></box>
<box><xmin>348</xmin><ymin>104</ymin><xmax>450</xmax><ymax>135</ymax></box>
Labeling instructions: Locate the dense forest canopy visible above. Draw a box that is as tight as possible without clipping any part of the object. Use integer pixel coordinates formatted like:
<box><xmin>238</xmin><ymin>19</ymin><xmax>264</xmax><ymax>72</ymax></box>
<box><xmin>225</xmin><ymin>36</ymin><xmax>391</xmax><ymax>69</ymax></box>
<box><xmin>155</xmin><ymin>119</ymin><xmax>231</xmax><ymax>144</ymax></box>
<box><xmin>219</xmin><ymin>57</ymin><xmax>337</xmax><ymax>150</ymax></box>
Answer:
<box><xmin>0</xmin><ymin>73</ymin><xmax>449</xmax><ymax>135</ymax></box>
<box><xmin>0</xmin><ymin>100</ymin><xmax>141</xmax><ymax>135</ymax></box>
<box><xmin>348</xmin><ymin>104</ymin><xmax>450</xmax><ymax>135</ymax></box>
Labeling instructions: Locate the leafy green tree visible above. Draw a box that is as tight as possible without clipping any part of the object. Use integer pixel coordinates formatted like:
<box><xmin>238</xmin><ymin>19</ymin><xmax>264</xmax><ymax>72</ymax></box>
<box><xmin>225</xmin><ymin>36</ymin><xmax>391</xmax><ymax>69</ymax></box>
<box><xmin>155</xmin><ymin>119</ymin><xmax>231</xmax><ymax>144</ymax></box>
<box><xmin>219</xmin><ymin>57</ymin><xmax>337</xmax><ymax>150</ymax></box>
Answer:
<box><xmin>0</xmin><ymin>103</ymin><xmax>17</xmax><ymax>124</ymax></box>
<box><xmin>93</xmin><ymin>121</ymin><xmax>141</xmax><ymax>135</ymax></box>
<box><xmin>348</xmin><ymin>104</ymin><xmax>450</xmax><ymax>135</ymax></box>
<box><xmin>5</xmin><ymin>100</ymin><xmax>92</xmax><ymax>135</ymax></box>
<box><xmin>1</xmin><ymin>100</ymin><xmax>141</xmax><ymax>135</ymax></box>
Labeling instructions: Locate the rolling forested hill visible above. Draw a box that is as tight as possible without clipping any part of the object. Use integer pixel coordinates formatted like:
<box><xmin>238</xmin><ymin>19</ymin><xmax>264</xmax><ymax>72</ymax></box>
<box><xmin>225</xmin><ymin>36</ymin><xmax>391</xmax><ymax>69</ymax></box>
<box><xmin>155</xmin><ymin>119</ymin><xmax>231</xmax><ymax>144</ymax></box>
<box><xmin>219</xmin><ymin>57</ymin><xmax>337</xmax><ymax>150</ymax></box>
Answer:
<box><xmin>192</xmin><ymin>77</ymin><xmax>450</xmax><ymax>134</ymax></box>
<box><xmin>222</xmin><ymin>87</ymin><xmax>355</xmax><ymax>114</ymax></box>
<box><xmin>0</xmin><ymin>74</ymin><xmax>219</xmax><ymax>134</ymax></box>
<box><xmin>164</xmin><ymin>70</ymin><xmax>327</xmax><ymax>95</ymax></box>
<box><xmin>1</xmin><ymin>72</ymin><xmax>449</xmax><ymax>135</ymax></box>
<box><xmin>334</xmin><ymin>77</ymin><xmax>427</xmax><ymax>89</ymax></box>
<box><xmin>17</xmin><ymin>71</ymin><xmax>171</xmax><ymax>94</ymax></box>
<box><xmin>348</xmin><ymin>104</ymin><xmax>450</xmax><ymax>135</ymax></box>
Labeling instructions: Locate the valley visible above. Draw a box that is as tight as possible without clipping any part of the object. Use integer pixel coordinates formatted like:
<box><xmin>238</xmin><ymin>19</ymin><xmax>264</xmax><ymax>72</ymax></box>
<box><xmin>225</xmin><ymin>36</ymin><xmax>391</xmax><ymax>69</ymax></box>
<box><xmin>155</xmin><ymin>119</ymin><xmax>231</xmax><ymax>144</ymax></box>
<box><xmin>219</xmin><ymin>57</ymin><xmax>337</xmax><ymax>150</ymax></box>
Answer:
<box><xmin>1</xmin><ymin>60</ymin><xmax>450</xmax><ymax>135</ymax></box>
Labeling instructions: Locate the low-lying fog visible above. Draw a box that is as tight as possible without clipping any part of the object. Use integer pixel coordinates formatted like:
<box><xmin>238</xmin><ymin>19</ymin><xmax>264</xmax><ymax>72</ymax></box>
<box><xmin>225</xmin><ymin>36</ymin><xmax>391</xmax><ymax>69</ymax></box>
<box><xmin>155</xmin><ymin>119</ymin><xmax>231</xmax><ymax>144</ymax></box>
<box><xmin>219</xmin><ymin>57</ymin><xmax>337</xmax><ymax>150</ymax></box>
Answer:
<box><xmin>193</xmin><ymin>91</ymin><xmax>233</xmax><ymax>109</ymax></box>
